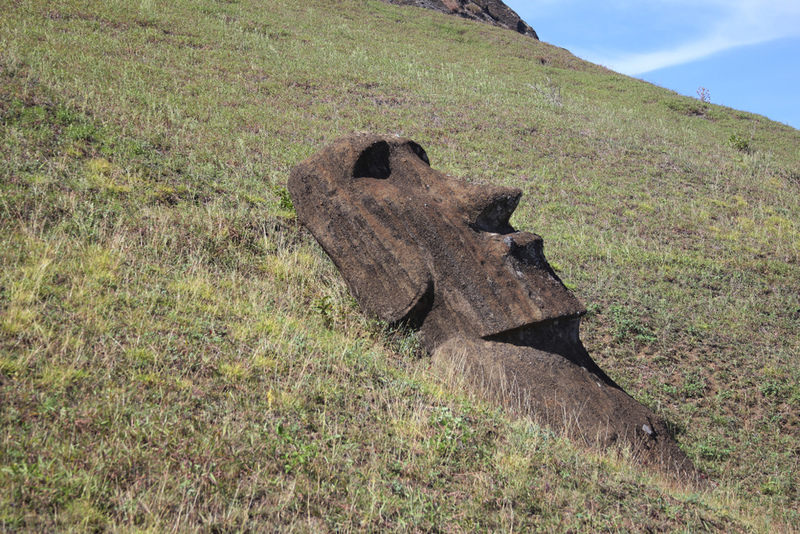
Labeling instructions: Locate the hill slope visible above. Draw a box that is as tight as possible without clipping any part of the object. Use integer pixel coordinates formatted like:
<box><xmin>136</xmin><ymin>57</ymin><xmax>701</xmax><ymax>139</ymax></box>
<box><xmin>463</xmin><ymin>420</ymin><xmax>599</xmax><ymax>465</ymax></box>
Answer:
<box><xmin>2</xmin><ymin>0</ymin><xmax>799</xmax><ymax>531</ymax></box>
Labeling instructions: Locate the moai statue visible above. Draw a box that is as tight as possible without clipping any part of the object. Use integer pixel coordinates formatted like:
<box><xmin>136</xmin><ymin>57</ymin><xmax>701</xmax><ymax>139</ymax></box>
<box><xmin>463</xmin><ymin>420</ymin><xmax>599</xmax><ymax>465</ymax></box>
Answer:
<box><xmin>288</xmin><ymin>133</ymin><xmax>696</xmax><ymax>476</ymax></box>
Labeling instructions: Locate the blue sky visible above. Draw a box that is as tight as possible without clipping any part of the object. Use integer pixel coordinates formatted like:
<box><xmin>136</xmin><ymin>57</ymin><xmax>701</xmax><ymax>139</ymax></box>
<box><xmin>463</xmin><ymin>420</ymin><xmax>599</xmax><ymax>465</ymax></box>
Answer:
<box><xmin>503</xmin><ymin>0</ymin><xmax>800</xmax><ymax>130</ymax></box>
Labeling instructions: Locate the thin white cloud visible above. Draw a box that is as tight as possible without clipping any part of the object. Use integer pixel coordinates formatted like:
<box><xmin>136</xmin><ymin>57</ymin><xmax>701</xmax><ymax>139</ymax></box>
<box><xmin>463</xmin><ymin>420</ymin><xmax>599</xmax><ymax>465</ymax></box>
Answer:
<box><xmin>588</xmin><ymin>34</ymin><xmax>753</xmax><ymax>75</ymax></box>
<box><xmin>572</xmin><ymin>0</ymin><xmax>800</xmax><ymax>74</ymax></box>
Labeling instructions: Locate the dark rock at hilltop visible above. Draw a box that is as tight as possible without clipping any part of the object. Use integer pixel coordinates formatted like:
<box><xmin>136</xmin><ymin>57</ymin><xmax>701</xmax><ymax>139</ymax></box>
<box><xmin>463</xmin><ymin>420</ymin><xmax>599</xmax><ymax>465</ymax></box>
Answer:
<box><xmin>382</xmin><ymin>0</ymin><xmax>538</xmax><ymax>39</ymax></box>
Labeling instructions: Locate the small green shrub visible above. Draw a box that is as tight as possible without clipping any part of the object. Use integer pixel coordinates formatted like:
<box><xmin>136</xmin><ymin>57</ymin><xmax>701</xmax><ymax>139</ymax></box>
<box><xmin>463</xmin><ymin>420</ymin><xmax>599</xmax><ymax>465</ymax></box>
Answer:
<box><xmin>729</xmin><ymin>133</ymin><xmax>751</xmax><ymax>152</ymax></box>
<box><xmin>313</xmin><ymin>294</ymin><xmax>333</xmax><ymax>327</ymax></box>
<box><xmin>609</xmin><ymin>305</ymin><xmax>657</xmax><ymax>344</ymax></box>
<box><xmin>274</xmin><ymin>185</ymin><xmax>295</xmax><ymax>212</ymax></box>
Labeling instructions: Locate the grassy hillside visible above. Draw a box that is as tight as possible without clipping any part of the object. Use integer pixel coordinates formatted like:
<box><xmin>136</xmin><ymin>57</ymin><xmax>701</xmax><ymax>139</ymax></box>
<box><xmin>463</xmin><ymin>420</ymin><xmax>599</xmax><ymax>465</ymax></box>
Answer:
<box><xmin>2</xmin><ymin>0</ymin><xmax>799</xmax><ymax>531</ymax></box>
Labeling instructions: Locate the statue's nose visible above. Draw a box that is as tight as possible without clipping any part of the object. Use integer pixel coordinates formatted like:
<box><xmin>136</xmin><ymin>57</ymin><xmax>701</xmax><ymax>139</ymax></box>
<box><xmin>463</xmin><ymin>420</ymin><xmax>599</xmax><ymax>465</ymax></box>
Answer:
<box><xmin>460</xmin><ymin>183</ymin><xmax>522</xmax><ymax>234</ymax></box>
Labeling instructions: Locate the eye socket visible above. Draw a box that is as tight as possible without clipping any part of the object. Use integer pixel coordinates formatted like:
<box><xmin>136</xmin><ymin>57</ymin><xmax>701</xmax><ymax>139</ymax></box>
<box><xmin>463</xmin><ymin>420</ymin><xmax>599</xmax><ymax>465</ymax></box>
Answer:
<box><xmin>353</xmin><ymin>141</ymin><xmax>391</xmax><ymax>179</ymax></box>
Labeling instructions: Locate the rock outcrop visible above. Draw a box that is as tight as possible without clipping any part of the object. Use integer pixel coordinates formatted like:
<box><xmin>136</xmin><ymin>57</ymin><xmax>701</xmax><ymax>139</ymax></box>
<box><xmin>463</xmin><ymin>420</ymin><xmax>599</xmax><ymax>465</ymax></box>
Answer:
<box><xmin>288</xmin><ymin>133</ymin><xmax>697</xmax><ymax>478</ymax></box>
<box><xmin>381</xmin><ymin>0</ymin><xmax>538</xmax><ymax>39</ymax></box>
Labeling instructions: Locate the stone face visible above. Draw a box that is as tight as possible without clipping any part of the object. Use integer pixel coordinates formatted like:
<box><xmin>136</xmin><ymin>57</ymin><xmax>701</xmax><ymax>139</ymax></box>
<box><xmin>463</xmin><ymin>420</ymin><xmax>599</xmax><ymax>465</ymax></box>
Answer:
<box><xmin>381</xmin><ymin>0</ymin><xmax>538</xmax><ymax>39</ymax></box>
<box><xmin>289</xmin><ymin>133</ymin><xmax>697</xmax><ymax>477</ymax></box>
<box><xmin>288</xmin><ymin>133</ymin><xmax>583</xmax><ymax>349</ymax></box>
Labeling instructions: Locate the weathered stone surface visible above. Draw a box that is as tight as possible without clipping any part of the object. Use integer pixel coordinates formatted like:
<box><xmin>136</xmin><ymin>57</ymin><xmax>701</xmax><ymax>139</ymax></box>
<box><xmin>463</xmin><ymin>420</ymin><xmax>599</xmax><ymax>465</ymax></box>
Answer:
<box><xmin>433</xmin><ymin>331</ymin><xmax>694</xmax><ymax>474</ymax></box>
<box><xmin>289</xmin><ymin>133</ymin><xmax>582</xmax><ymax>349</ymax></box>
<box><xmin>288</xmin><ymin>133</ymin><xmax>697</xmax><ymax>477</ymax></box>
<box><xmin>381</xmin><ymin>0</ymin><xmax>538</xmax><ymax>39</ymax></box>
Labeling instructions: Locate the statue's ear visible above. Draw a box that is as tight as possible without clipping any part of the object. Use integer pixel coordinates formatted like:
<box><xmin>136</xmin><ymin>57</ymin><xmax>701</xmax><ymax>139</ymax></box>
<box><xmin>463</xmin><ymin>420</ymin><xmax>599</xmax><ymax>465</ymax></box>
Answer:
<box><xmin>288</xmin><ymin>138</ymin><xmax>434</xmax><ymax>326</ymax></box>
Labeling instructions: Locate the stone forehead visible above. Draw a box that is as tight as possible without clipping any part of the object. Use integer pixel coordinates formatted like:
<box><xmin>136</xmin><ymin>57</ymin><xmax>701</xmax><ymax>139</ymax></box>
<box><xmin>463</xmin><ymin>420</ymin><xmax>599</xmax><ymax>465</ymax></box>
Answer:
<box><xmin>312</xmin><ymin>133</ymin><xmax>432</xmax><ymax>186</ymax></box>
<box><xmin>310</xmin><ymin>133</ymin><xmax>526</xmax><ymax>229</ymax></box>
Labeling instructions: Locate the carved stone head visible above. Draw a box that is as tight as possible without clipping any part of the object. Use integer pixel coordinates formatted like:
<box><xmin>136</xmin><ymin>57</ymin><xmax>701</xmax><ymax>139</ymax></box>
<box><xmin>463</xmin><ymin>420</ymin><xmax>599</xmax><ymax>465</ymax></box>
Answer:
<box><xmin>288</xmin><ymin>133</ymin><xmax>698</xmax><ymax>477</ymax></box>
<box><xmin>288</xmin><ymin>133</ymin><xmax>585</xmax><ymax>349</ymax></box>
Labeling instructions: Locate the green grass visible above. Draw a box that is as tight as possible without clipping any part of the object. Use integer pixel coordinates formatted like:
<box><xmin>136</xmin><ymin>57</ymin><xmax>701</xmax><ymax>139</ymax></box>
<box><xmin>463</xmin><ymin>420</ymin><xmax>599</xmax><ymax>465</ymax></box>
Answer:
<box><xmin>1</xmin><ymin>0</ymin><xmax>799</xmax><ymax>531</ymax></box>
